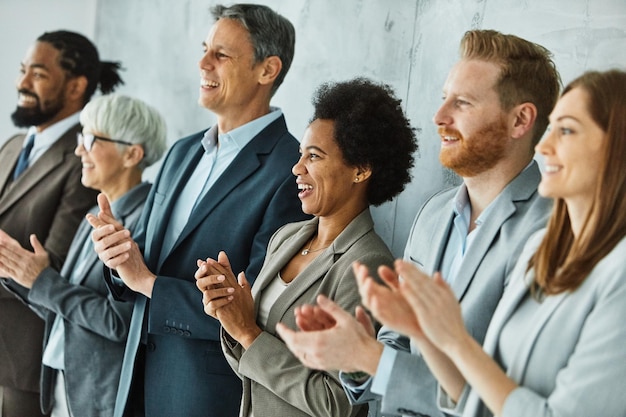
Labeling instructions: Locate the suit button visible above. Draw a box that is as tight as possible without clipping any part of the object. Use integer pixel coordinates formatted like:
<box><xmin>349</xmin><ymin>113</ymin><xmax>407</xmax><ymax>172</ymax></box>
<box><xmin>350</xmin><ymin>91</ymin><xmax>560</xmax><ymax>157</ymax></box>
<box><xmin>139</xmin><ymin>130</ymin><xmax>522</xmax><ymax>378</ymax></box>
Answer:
<box><xmin>183</xmin><ymin>331</ymin><xmax>191</xmax><ymax>337</ymax></box>
<box><xmin>163</xmin><ymin>326</ymin><xmax>170</xmax><ymax>333</ymax></box>
<box><xmin>147</xmin><ymin>342</ymin><xmax>156</xmax><ymax>352</ymax></box>
<box><xmin>177</xmin><ymin>329</ymin><xmax>184</xmax><ymax>336</ymax></box>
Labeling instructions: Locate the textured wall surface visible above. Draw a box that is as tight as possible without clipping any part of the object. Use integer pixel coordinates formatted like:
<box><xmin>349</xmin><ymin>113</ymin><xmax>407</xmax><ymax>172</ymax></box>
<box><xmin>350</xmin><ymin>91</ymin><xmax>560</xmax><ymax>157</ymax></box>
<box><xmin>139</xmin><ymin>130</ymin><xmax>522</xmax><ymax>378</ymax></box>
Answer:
<box><xmin>2</xmin><ymin>1</ymin><xmax>625</xmax><ymax>256</ymax></box>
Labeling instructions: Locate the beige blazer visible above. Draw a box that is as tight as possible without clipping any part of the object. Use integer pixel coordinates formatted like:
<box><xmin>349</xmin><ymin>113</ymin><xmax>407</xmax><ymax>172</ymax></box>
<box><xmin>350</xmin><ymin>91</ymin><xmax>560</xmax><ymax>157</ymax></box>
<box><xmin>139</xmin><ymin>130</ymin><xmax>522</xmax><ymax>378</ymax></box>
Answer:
<box><xmin>222</xmin><ymin>209</ymin><xmax>393</xmax><ymax>417</ymax></box>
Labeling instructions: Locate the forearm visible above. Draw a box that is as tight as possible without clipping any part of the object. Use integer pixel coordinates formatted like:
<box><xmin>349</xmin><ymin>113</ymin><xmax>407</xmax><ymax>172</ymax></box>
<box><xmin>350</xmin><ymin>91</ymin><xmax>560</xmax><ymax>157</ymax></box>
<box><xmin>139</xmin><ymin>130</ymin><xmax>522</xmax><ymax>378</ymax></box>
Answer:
<box><xmin>445</xmin><ymin>332</ymin><xmax>517</xmax><ymax>416</ymax></box>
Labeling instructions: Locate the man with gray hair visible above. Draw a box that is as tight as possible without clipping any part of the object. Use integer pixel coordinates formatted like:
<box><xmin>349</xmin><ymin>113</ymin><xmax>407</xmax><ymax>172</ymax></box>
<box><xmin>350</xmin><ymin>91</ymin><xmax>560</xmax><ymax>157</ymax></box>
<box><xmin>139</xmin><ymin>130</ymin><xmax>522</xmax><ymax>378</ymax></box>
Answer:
<box><xmin>89</xmin><ymin>4</ymin><xmax>307</xmax><ymax>417</ymax></box>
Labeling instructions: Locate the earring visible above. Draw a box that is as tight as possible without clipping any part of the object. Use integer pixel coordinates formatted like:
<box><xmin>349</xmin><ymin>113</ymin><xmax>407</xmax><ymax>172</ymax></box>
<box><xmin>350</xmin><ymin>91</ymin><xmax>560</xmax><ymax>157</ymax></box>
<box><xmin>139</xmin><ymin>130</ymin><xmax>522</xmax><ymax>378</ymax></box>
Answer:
<box><xmin>354</xmin><ymin>177</ymin><xmax>360</xmax><ymax>183</ymax></box>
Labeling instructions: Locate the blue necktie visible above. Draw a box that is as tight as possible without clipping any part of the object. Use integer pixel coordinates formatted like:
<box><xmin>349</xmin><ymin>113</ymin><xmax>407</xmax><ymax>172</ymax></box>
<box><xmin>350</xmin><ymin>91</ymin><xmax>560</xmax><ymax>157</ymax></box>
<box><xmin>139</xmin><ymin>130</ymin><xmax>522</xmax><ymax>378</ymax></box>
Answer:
<box><xmin>13</xmin><ymin>134</ymin><xmax>35</xmax><ymax>180</ymax></box>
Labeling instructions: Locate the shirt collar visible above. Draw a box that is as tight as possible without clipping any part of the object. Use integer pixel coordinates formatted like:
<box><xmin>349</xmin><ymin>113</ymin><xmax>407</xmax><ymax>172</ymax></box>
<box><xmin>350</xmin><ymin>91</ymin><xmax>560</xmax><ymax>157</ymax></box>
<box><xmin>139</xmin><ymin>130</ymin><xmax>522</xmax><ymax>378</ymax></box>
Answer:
<box><xmin>27</xmin><ymin>112</ymin><xmax>80</xmax><ymax>149</ymax></box>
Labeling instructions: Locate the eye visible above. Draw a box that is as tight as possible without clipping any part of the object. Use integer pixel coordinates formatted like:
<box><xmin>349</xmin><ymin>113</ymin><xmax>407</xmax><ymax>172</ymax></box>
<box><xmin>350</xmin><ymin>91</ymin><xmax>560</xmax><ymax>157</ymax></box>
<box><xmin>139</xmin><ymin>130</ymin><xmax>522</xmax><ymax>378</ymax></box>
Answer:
<box><xmin>559</xmin><ymin>127</ymin><xmax>574</xmax><ymax>135</ymax></box>
<box><xmin>215</xmin><ymin>52</ymin><xmax>228</xmax><ymax>59</ymax></box>
<box><xmin>308</xmin><ymin>153</ymin><xmax>320</xmax><ymax>160</ymax></box>
<box><xmin>454</xmin><ymin>99</ymin><xmax>470</xmax><ymax>107</ymax></box>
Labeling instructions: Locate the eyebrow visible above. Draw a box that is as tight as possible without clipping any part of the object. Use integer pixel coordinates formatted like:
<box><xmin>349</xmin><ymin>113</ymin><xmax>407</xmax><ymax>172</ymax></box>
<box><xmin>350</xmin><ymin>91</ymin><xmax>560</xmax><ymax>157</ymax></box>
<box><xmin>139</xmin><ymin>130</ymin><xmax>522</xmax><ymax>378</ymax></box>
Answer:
<box><xmin>552</xmin><ymin>115</ymin><xmax>582</xmax><ymax>124</ymax></box>
<box><xmin>300</xmin><ymin>145</ymin><xmax>328</xmax><ymax>155</ymax></box>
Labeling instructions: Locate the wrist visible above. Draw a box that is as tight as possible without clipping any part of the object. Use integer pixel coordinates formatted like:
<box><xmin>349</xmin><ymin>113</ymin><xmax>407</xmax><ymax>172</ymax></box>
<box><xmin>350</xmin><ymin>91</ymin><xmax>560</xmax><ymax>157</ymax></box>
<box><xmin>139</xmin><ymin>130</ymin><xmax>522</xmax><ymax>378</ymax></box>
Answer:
<box><xmin>353</xmin><ymin>338</ymin><xmax>384</xmax><ymax>375</ymax></box>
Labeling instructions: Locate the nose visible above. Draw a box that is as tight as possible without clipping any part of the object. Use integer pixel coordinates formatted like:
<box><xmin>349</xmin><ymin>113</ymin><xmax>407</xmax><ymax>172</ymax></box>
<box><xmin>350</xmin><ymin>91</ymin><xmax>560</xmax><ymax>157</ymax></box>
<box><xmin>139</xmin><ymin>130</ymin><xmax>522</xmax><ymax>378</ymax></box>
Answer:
<box><xmin>75</xmin><ymin>141</ymin><xmax>86</xmax><ymax>157</ymax></box>
<box><xmin>198</xmin><ymin>51</ymin><xmax>214</xmax><ymax>71</ymax></box>
<box><xmin>292</xmin><ymin>155</ymin><xmax>306</xmax><ymax>176</ymax></box>
<box><xmin>535</xmin><ymin>127</ymin><xmax>554</xmax><ymax>156</ymax></box>
<box><xmin>16</xmin><ymin>71</ymin><xmax>31</xmax><ymax>90</ymax></box>
<box><xmin>433</xmin><ymin>100</ymin><xmax>452</xmax><ymax>127</ymax></box>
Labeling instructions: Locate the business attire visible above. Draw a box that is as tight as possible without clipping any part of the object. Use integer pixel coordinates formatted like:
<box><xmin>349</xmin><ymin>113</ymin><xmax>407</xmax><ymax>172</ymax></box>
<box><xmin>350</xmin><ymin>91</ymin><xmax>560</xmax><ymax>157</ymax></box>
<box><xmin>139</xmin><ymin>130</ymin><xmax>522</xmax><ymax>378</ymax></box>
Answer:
<box><xmin>438</xmin><ymin>231</ymin><xmax>626</xmax><ymax>417</ymax></box>
<box><xmin>222</xmin><ymin>209</ymin><xmax>393</xmax><ymax>417</ymax></box>
<box><xmin>342</xmin><ymin>161</ymin><xmax>551</xmax><ymax>417</ymax></box>
<box><xmin>107</xmin><ymin>115</ymin><xmax>309</xmax><ymax>417</ymax></box>
<box><xmin>0</xmin><ymin>120</ymin><xmax>99</xmax><ymax>415</ymax></box>
<box><xmin>2</xmin><ymin>183</ymin><xmax>149</xmax><ymax>417</ymax></box>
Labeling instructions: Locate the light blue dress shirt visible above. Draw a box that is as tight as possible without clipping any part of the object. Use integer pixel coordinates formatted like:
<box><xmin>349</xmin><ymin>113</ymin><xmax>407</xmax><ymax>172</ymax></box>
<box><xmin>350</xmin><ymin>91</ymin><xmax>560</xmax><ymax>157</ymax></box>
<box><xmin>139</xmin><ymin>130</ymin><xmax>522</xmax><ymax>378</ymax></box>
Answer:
<box><xmin>158</xmin><ymin>108</ymin><xmax>283</xmax><ymax>262</ymax></box>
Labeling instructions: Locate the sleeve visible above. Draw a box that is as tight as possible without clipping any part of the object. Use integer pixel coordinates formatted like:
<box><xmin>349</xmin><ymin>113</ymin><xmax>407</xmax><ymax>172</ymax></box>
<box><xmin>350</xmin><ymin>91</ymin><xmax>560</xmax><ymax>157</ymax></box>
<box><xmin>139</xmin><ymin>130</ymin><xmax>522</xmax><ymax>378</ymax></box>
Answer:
<box><xmin>28</xmin><ymin>266</ymin><xmax>133</xmax><ymax>341</ymax></box>
<box><xmin>499</xmin><ymin>264</ymin><xmax>626</xmax><ymax>417</ymax></box>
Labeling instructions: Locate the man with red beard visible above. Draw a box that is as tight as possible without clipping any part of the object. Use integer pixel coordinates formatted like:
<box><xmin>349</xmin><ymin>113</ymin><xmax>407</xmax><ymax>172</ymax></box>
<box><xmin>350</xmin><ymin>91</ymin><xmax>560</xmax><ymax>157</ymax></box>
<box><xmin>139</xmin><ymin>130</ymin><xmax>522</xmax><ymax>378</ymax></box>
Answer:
<box><xmin>276</xmin><ymin>30</ymin><xmax>560</xmax><ymax>417</ymax></box>
<box><xmin>0</xmin><ymin>31</ymin><xmax>122</xmax><ymax>417</ymax></box>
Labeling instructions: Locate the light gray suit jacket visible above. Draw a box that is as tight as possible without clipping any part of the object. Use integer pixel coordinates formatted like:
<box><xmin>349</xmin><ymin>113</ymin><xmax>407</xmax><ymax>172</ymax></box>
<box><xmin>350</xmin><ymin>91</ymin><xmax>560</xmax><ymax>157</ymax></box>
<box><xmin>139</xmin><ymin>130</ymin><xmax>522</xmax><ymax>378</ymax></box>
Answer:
<box><xmin>222</xmin><ymin>209</ymin><xmax>393</xmax><ymax>417</ymax></box>
<box><xmin>343</xmin><ymin>161</ymin><xmax>551</xmax><ymax>417</ymax></box>
<box><xmin>440</xmin><ymin>231</ymin><xmax>626</xmax><ymax>417</ymax></box>
<box><xmin>3</xmin><ymin>182</ymin><xmax>149</xmax><ymax>417</ymax></box>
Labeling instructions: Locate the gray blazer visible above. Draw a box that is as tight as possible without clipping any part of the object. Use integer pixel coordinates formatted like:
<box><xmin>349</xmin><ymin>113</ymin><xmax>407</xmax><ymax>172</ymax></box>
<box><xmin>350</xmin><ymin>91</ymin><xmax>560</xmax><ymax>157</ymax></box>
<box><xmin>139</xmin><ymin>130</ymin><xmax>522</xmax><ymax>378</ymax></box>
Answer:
<box><xmin>222</xmin><ymin>209</ymin><xmax>393</xmax><ymax>417</ymax></box>
<box><xmin>440</xmin><ymin>231</ymin><xmax>626</xmax><ymax>417</ymax></box>
<box><xmin>343</xmin><ymin>161</ymin><xmax>552</xmax><ymax>417</ymax></box>
<box><xmin>4</xmin><ymin>182</ymin><xmax>149</xmax><ymax>417</ymax></box>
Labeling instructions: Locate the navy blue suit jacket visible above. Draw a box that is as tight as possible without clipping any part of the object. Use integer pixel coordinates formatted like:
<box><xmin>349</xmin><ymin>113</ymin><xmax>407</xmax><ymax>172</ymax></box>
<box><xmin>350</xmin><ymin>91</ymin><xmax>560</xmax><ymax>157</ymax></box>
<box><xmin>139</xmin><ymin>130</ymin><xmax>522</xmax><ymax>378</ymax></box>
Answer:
<box><xmin>108</xmin><ymin>115</ymin><xmax>309</xmax><ymax>417</ymax></box>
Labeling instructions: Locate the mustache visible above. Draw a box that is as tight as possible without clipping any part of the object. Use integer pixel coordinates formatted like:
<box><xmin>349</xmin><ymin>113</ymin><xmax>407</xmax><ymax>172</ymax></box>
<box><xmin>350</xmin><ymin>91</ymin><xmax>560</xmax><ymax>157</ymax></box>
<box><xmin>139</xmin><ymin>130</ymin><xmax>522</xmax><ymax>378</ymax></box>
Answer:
<box><xmin>437</xmin><ymin>127</ymin><xmax>464</xmax><ymax>140</ymax></box>
<box><xmin>17</xmin><ymin>89</ymin><xmax>40</xmax><ymax>103</ymax></box>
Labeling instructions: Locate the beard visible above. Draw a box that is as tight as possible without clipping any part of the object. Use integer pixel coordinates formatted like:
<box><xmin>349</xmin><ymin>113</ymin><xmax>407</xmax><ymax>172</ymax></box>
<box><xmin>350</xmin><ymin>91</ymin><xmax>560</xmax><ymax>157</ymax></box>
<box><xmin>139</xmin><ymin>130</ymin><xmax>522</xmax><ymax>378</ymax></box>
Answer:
<box><xmin>438</xmin><ymin>115</ymin><xmax>509</xmax><ymax>178</ymax></box>
<box><xmin>11</xmin><ymin>89</ymin><xmax>65</xmax><ymax>128</ymax></box>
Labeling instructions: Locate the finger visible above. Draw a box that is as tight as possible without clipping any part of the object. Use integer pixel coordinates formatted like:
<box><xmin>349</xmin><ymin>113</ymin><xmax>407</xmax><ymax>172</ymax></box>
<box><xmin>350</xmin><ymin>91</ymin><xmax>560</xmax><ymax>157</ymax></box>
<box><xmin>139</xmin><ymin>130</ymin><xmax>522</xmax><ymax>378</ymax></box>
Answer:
<box><xmin>378</xmin><ymin>264</ymin><xmax>401</xmax><ymax>290</ymax></box>
<box><xmin>202</xmin><ymin>287</ymin><xmax>235</xmax><ymax>303</ymax></box>
<box><xmin>237</xmin><ymin>271</ymin><xmax>249</xmax><ymax>289</ymax></box>
<box><xmin>195</xmin><ymin>275</ymin><xmax>226</xmax><ymax>291</ymax></box>
<box><xmin>29</xmin><ymin>234</ymin><xmax>46</xmax><ymax>256</ymax></box>
<box><xmin>316</xmin><ymin>294</ymin><xmax>351</xmax><ymax>323</ymax></box>
<box><xmin>204</xmin><ymin>296</ymin><xmax>234</xmax><ymax>317</ymax></box>
<box><xmin>355</xmin><ymin>306</ymin><xmax>375</xmax><ymax>336</ymax></box>
<box><xmin>86</xmin><ymin>213</ymin><xmax>107</xmax><ymax>229</ymax></box>
<box><xmin>217</xmin><ymin>251</ymin><xmax>233</xmax><ymax>271</ymax></box>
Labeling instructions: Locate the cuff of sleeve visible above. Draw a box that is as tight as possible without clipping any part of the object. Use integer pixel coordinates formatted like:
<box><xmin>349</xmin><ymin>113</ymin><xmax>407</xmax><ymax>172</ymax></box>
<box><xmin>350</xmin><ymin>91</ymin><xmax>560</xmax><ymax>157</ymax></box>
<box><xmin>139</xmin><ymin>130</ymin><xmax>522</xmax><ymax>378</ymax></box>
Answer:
<box><xmin>370</xmin><ymin>344</ymin><xmax>398</xmax><ymax>396</ymax></box>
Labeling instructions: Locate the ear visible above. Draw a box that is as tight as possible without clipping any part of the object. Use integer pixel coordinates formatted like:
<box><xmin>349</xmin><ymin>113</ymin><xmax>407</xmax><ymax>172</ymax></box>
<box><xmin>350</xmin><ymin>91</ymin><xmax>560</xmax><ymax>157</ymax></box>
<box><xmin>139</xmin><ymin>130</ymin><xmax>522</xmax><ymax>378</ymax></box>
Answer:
<box><xmin>123</xmin><ymin>145</ymin><xmax>145</xmax><ymax>168</ymax></box>
<box><xmin>257</xmin><ymin>56</ymin><xmax>282</xmax><ymax>87</ymax></box>
<box><xmin>353</xmin><ymin>165</ymin><xmax>372</xmax><ymax>184</ymax></box>
<box><xmin>510</xmin><ymin>102</ymin><xmax>537</xmax><ymax>139</ymax></box>
<box><xmin>66</xmin><ymin>75</ymin><xmax>88</xmax><ymax>102</ymax></box>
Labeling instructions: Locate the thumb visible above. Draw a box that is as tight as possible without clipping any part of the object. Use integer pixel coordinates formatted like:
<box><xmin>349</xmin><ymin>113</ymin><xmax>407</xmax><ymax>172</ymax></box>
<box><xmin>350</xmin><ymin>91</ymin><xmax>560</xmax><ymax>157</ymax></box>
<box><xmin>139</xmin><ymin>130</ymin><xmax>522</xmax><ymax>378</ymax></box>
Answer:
<box><xmin>97</xmin><ymin>193</ymin><xmax>113</xmax><ymax>218</ymax></box>
<box><xmin>30</xmin><ymin>234</ymin><xmax>47</xmax><ymax>256</ymax></box>
<box><xmin>217</xmin><ymin>251</ymin><xmax>232</xmax><ymax>271</ymax></box>
<box><xmin>355</xmin><ymin>306</ymin><xmax>375</xmax><ymax>336</ymax></box>
<box><xmin>238</xmin><ymin>271</ymin><xmax>250</xmax><ymax>289</ymax></box>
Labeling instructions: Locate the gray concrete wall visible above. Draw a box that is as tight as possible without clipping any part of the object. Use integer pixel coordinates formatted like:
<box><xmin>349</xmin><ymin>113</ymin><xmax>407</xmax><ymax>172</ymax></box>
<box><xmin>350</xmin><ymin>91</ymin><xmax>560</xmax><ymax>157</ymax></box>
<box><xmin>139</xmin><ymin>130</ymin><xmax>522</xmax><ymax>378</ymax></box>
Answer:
<box><xmin>2</xmin><ymin>1</ymin><xmax>625</xmax><ymax>256</ymax></box>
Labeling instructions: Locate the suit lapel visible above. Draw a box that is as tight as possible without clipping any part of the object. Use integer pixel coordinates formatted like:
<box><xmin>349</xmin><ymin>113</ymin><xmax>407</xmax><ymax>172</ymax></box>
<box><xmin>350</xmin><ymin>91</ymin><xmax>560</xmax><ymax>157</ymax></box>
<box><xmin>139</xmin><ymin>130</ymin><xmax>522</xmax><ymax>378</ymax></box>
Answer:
<box><xmin>0</xmin><ymin>135</ymin><xmax>23</xmax><ymax>194</ymax></box>
<box><xmin>0</xmin><ymin>133</ymin><xmax>73</xmax><ymax>217</ymax></box>
<box><xmin>149</xmin><ymin>140</ymin><xmax>205</xmax><ymax>267</ymax></box>
<box><xmin>251</xmin><ymin>219</ymin><xmax>318</xmax><ymax>315</ymax></box>
<box><xmin>425</xmin><ymin>210</ymin><xmax>454</xmax><ymax>273</ymax></box>
<box><xmin>450</xmin><ymin>196</ymin><xmax>516</xmax><ymax>299</ymax></box>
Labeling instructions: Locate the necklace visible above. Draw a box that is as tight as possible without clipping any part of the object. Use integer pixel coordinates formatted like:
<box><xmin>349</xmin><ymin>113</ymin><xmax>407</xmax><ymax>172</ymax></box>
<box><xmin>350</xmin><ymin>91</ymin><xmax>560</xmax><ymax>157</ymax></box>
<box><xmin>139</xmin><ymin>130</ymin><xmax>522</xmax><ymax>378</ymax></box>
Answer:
<box><xmin>301</xmin><ymin>237</ymin><xmax>329</xmax><ymax>256</ymax></box>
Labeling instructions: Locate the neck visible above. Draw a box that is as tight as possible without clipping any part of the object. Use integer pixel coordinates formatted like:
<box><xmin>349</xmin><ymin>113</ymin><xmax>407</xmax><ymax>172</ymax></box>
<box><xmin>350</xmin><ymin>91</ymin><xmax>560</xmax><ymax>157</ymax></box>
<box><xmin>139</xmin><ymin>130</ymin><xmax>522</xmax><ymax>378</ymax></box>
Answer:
<box><xmin>316</xmin><ymin>203</ymin><xmax>368</xmax><ymax>245</ymax></box>
<box><xmin>102</xmin><ymin>171</ymin><xmax>142</xmax><ymax>203</ymax></box>
<box><xmin>463</xmin><ymin>155</ymin><xmax>532</xmax><ymax>228</ymax></box>
<box><xmin>36</xmin><ymin>104</ymin><xmax>82</xmax><ymax>132</ymax></box>
<box><xmin>216</xmin><ymin>101</ymin><xmax>271</xmax><ymax>133</ymax></box>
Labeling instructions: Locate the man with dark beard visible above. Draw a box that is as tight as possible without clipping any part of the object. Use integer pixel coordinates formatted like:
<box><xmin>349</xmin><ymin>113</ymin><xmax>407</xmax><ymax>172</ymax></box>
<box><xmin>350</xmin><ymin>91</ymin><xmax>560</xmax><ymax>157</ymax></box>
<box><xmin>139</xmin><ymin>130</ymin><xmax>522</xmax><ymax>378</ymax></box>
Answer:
<box><xmin>0</xmin><ymin>30</ymin><xmax>122</xmax><ymax>417</ymax></box>
<box><xmin>275</xmin><ymin>30</ymin><xmax>561</xmax><ymax>417</ymax></box>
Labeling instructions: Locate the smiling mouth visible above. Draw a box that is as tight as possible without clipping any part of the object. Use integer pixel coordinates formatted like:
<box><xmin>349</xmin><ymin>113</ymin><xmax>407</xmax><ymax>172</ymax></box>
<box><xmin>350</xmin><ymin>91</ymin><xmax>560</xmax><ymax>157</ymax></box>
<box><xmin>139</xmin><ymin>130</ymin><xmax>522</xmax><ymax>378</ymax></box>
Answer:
<box><xmin>17</xmin><ymin>92</ymin><xmax>38</xmax><ymax>107</ymax></box>
<box><xmin>201</xmin><ymin>79</ymin><xmax>219</xmax><ymax>88</ymax></box>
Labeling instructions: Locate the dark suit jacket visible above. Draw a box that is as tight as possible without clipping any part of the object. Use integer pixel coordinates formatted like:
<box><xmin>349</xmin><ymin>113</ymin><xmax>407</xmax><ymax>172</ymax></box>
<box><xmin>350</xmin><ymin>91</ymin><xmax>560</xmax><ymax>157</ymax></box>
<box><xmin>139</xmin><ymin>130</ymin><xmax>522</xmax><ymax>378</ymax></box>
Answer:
<box><xmin>0</xmin><ymin>124</ymin><xmax>99</xmax><ymax>392</ymax></box>
<box><xmin>3</xmin><ymin>183</ymin><xmax>149</xmax><ymax>417</ymax></box>
<box><xmin>223</xmin><ymin>209</ymin><xmax>393</xmax><ymax>417</ymax></box>
<box><xmin>107</xmin><ymin>115</ymin><xmax>309</xmax><ymax>417</ymax></box>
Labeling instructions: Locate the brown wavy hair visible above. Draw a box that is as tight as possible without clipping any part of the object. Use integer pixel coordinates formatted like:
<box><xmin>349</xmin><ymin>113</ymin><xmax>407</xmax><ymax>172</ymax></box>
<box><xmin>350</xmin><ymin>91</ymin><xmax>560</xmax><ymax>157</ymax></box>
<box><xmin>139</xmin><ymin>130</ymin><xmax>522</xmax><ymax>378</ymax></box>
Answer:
<box><xmin>530</xmin><ymin>69</ymin><xmax>626</xmax><ymax>295</ymax></box>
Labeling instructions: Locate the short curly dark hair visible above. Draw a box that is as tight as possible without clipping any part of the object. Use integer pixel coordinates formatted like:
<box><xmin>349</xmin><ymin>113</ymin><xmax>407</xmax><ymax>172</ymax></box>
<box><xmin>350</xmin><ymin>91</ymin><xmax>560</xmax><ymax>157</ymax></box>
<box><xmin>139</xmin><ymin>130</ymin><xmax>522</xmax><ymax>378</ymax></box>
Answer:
<box><xmin>310</xmin><ymin>78</ymin><xmax>417</xmax><ymax>206</ymax></box>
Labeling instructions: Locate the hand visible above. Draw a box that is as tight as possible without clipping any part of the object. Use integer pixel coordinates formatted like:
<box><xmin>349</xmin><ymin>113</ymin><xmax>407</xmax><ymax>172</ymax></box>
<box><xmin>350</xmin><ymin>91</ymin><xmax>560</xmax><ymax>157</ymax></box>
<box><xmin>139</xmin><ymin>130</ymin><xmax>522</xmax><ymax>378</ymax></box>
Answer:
<box><xmin>86</xmin><ymin>193</ymin><xmax>156</xmax><ymax>297</ymax></box>
<box><xmin>196</xmin><ymin>251</ymin><xmax>261</xmax><ymax>349</ymax></box>
<box><xmin>354</xmin><ymin>261</ymin><xmax>424</xmax><ymax>339</ymax></box>
<box><xmin>276</xmin><ymin>294</ymin><xmax>383</xmax><ymax>374</ymax></box>
<box><xmin>0</xmin><ymin>230</ymin><xmax>49</xmax><ymax>288</ymax></box>
<box><xmin>395</xmin><ymin>260</ymin><xmax>467</xmax><ymax>355</ymax></box>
